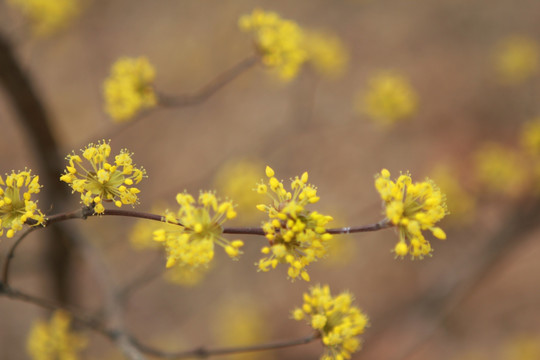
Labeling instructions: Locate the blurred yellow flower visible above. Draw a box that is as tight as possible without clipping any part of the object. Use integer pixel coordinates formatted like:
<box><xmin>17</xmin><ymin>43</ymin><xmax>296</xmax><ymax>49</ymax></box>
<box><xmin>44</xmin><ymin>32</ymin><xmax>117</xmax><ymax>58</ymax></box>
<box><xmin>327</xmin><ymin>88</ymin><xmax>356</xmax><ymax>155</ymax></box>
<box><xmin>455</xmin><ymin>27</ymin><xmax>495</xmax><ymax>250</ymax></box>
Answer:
<box><xmin>493</xmin><ymin>36</ymin><xmax>539</xmax><ymax>84</ymax></box>
<box><xmin>359</xmin><ymin>71</ymin><xmax>418</xmax><ymax>125</ymax></box>
<box><xmin>8</xmin><ymin>0</ymin><xmax>80</xmax><ymax>37</ymax></box>
<box><xmin>27</xmin><ymin>310</ymin><xmax>87</xmax><ymax>360</ymax></box>
<box><xmin>429</xmin><ymin>165</ymin><xmax>475</xmax><ymax>224</ymax></box>
<box><xmin>473</xmin><ymin>142</ymin><xmax>527</xmax><ymax>196</ymax></box>
<box><xmin>214</xmin><ymin>159</ymin><xmax>265</xmax><ymax>223</ymax></box>
<box><xmin>304</xmin><ymin>31</ymin><xmax>349</xmax><ymax>79</ymax></box>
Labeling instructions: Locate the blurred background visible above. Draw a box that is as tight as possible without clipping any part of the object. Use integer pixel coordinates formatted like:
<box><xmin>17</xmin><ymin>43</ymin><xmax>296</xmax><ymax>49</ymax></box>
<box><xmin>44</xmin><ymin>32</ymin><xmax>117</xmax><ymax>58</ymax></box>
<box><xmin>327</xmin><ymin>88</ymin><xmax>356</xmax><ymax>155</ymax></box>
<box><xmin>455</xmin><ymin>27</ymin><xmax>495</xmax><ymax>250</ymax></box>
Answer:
<box><xmin>1</xmin><ymin>0</ymin><xmax>540</xmax><ymax>359</ymax></box>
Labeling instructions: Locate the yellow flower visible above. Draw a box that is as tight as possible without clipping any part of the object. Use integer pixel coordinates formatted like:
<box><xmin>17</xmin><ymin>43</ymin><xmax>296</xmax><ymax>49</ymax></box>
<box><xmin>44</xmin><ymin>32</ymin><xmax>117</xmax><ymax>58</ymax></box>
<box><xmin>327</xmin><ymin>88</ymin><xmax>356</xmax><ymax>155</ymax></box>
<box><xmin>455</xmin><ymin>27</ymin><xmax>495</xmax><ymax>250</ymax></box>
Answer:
<box><xmin>27</xmin><ymin>310</ymin><xmax>87</xmax><ymax>360</ymax></box>
<box><xmin>429</xmin><ymin>165</ymin><xmax>475</xmax><ymax>224</ymax></box>
<box><xmin>153</xmin><ymin>191</ymin><xmax>243</xmax><ymax>268</ymax></box>
<box><xmin>292</xmin><ymin>285</ymin><xmax>369</xmax><ymax>360</ymax></box>
<box><xmin>0</xmin><ymin>169</ymin><xmax>45</xmax><ymax>239</ymax></box>
<box><xmin>359</xmin><ymin>71</ymin><xmax>418</xmax><ymax>125</ymax></box>
<box><xmin>473</xmin><ymin>142</ymin><xmax>527</xmax><ymax>197</ymax></box>
<box><xmin>256</xmin><ymin>166</ymin><xmax>333</xmax><ymax>281</ymax></box>
<box><xmin>103</xmin><ymin>57</ymin><xmax>157</xmax><ymax>121</ymax></box>
<box><xmin>213</xmin><ymin>296</ymin><xmax>270</xmax><ymax>360</ymax></box>
<box><xmin>375</xmin><ymin>169</ymin><xmax>448</xmax><ymax>259</ymax></box>
<box><xmin>493</xmin><ymin>36</ymin><xmax>539</xmax><ymax>84</ymax></box>
<box><xmin>8</xmin><ymin>0</ymin><xmax>80</xmax><ymax>37</ymax></box>
<box><xmin>239</xmin><ymin>9</ymin><xmax>308</xmax><ymax>81</ymax></box>
<box><xmin>163</xmin><ymin>262</ymin><xmax>211</xmax><ymax>287</ymax></box>
<box><xmin>60</xmin><ymin>140</ymin><xmax>146</xmax><ymax>214</ymax></box>
<box><xmin>213</xmin><ymin>159</ymin><xmax>266</xmax><ymax>222</ymax></box>
<box><xmin>304</xmin><ymin>31</ymin><xmax>349</xmax><ymax>79</ymax></box>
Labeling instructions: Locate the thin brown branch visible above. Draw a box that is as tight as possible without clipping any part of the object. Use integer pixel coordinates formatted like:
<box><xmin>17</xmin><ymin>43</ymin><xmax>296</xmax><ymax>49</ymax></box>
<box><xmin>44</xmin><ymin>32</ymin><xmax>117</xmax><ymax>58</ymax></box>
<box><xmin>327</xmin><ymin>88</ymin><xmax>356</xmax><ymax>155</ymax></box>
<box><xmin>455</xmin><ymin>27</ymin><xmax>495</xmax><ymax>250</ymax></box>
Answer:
<box><xmin>1</xmin><ymin>284</ymin><xmax>319</xmax><ymax>359</ymax></box>
<box><xmin>1</xmin><ymin>227</ymin><xmax>36</xmax><ymax>286</ymax></box>
<box><xmin>158</xmin><ymin>54</ymin><xmax>259</xmax><ymax>107</ymax></box>
<box><xmin>132</xmin><ymin>332</ymin><xmax>319</xmax><ymax>359</ymax></box>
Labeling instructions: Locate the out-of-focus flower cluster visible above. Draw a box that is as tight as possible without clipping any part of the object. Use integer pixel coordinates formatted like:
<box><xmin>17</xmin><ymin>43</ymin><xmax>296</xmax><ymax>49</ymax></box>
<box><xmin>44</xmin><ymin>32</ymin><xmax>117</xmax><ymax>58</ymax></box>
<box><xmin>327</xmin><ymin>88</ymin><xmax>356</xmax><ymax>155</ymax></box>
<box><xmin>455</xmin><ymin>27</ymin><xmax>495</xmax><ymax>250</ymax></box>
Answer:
<box><xmin>292</xmin><ymin>285</ymin><xmax>368</xmax><ymax>360</ymax></box>
<box><xmin>7</xmin><ymin>0</ymin><xmax>80</xmax><ymax>37</ymax></box>
<box><xmin>239</xmin><ymin>9</ymin><xmax>348</xmax><ymax>81</ymax></box>
<box><xmin>0</xmin><ymin>169</ymin><xmax>45</xmax><ymax>239</ymax></box>
<box><xmin>60</xmin><ymin>140</ymin><xmax>146</xmax><ymax>214</ymax></box>
<box><xmin>26</xmin><ymin>310</ymin><xmax>87</xmax><ymax>360</ymax></box>
<box><xmin>103</xmin><ymin>57</ymin><xmax>157</xmax><ymax>121</ymax></box>
<box><xmin>493</xmin><ymin>35</ymin><xmax>539</xmax><ymax>85</ymax></box>
<box><xmin>153</xmin><ymin>191</ymin><xmax>243</xmax><ymax>269</ymax></box>
<box><xmin>256</xmin><ymin>166</ymin><xmax>333</xmax><ymax>281</ymax></box>
<box><xmin>473</xmin><ymin>142</ymin><xmax>527</xmax><ymax>197</ymax></box>
<box><xmin>359</xmin><ymin>71</ymin><xmax>419</xmax><ymax>125</ymax></box>
<box><xmin>214</xmin><ymin>159</ymin><xmax>266</xmax><ymax>222</ymax></box>
<box><xmin>375</xmin><ymin>169</ymin><xmax>447</xmax><ymax>259</ymax></box>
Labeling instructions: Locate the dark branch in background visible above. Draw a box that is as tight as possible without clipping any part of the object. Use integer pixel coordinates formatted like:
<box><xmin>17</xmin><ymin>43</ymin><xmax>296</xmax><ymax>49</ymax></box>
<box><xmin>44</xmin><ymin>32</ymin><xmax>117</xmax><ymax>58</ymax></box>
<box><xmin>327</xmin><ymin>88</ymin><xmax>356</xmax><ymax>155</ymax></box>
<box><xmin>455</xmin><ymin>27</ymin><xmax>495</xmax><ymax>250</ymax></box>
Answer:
<box><xmin>0</xmin><ymin>284</ymin><xmax>319</xmax><ymax>359</ymax></box>
<box><xmin>0</xmin><ymin>31</ymin><xmax>74</xmax><ymax>304</ymax></box>
<box><xmin>158</xmin><ymin>54</ymin><xmax>259</xmax><ymax>107</ymax></box>
<box><xmin>104</xmin><ymin>54</ymin><xmax>259</xmax><ymax>140</ymax></box>
<box><xmin>360</xmin><ymin>198</ymin><xmax>540</xmax><ymax>360</ymax></box>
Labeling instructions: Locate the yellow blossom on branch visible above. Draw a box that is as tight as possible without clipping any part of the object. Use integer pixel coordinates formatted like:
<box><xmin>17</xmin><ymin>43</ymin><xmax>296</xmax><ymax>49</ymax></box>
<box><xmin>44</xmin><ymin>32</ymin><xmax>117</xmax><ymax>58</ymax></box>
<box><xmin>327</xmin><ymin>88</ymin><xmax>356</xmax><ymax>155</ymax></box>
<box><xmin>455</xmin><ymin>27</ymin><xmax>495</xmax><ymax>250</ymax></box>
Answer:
<box><xmin>153</xmin><ymin>191</ymin><xmax>243</xmax><ymax>268</ymax></box>
<box><xmin>239</xmin><ymin>9</ymin><xmax>308</xmax><ymax>81</ymax></box>
<box><xmin>375</xmin><ymin>169</ymin><xmax>448</xmax><ymax>259</ymax></box>
<box><xmin>493</xmin><ymin>35</ymin><xmax>539</xmax><ymax>84</ymax></box>
<box><xmin>103</xmin><ymin>57</ymin><xmax>157</xmax><ymax>121</ymax></box>
<box><xmin>8</xmin><ymin>0</ymin><xmax>80</xmax><ymax>37</ymax></box>
<box><xmin>0</xmin><ymin>169</ymin><xmax>45</xmax><ymax>239</ymax></box>
<box><xmin>359</xmin><ymin>71</ymin><xmax>418</xmax><ymax>125</ymax></box>
<box><xmin>60</xmin><ymin>140</ymin><xmax>146</xmax><ymax>214</ymax></box>
<box><xmin>26</xmin><ymin>310</ymin><xmax>87</xmax><ymax>360</ymax></box>
<box><xmin>292</xmin><ymin>285</ymin><xmax>369</xmax><ymax>360</ymax></box>
<box><xmin>256</xmin><ymin>166</ymin><xmax>333</xmax><ymax>281</ymax></box>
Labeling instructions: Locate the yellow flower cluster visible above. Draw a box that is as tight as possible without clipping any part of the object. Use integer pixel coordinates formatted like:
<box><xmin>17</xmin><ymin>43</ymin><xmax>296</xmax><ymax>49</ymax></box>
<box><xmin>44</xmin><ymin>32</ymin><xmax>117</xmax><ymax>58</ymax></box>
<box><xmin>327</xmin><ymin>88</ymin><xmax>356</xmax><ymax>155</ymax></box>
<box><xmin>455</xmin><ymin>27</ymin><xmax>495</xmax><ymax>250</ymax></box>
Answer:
<box><xmin>360</xmin><ymin>71</ymin><xmax>418</xmax><ymax>125</ymax></box>
<box><xmin>429</xmin><ymin>165</ymin><xmax>475</xmax><ymax>223</ymax></box>
<box><xmin>26</xmin><ymin>310</ymin><xmax>87</xmax><ymax>360</ymax></box>
<box><xmin>60</xmin><ymin>140</ymin><xmax>146</xmax><ymax>214</ymax></box>
<box><xmin>153</xmin><ymin>191</ymin><xmax>243</xmax><ymax>268</ymax></box>
<box><xmin>304</xmin><ymin>31</ymin><xmax>349</xmax><ymax>79</ymax></box>
<box><xmin>103</xmin><ymin>57</ymin><xmax>157</xmax><ymax>121</ymax></box>
<box><xmin>214</xmin><ymin>159</ymin><xmax>266</xmax><ymax>222</ymax></box>
<box><xmin>256</xmin><ymin>166</ymin><xmax>333</xmax><ymax>281</ymax></box>
<box><xmin>473</xmin><ymin>143</ymin><xmax>527</xmax><ymax>196</ymax></box>
<box><xmin>494</xmin><ymin>36</ymin><xmax>539</xmax><ymax>84</ymax></box>
<box><xmin>375</xmin><ymin>169</ymin><xmax>447</xmax><ymax>259</ymax></box>
<box><xmin>238</xmin><ymin>9</ymin><xmax>308</xmax><ymax>81</ymax></box>
<box><xmin>292</xmin><ymin>285</ymin><xmax>368</xmax><ymax>360</ymax></box>
<box><xmin>8</xmin><ymin>0</ymin><xmax>80</xmax><ymax>37</ymax></box>
<box><xmin>0</xmin><ymin>169</ymin><xmax>45</xmax><ymax>239</ymax></box>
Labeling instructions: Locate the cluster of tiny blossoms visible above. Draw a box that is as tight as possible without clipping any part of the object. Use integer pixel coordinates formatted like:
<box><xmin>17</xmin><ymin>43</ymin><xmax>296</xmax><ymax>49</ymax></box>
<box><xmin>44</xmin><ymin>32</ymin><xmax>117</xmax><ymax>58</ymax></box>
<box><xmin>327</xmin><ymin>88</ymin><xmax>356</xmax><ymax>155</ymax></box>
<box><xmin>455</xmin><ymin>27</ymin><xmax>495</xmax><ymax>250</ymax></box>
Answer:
<box><xmin>238</xmin><ymin>9</ymin><xmax>308</xmax><ymax>81</ymax></box>
<box><xmin>375</xmin><ymin>169</ymin><xmax>447</xmax><ymax>259</ymax></box>
<box><xmin>360</xmin><ymin>71</ymin><xmax>418</xmax><ymax>125</ymax></box>
<box><xmin>0</xmin><ymin>170</ymin><xmax>45</xmax><ymax>238</ymax></box>
<box><xmin>60</xmin><ymin>140</ymin><xmax>146</xmax><ymax>214</ymax></box>
<box><xmin>7</xmin><ymin>0</ymin><xmax>80</xmax><ymax>37</ymax></box>
<box><xmin>153</xmin><ymin>191</ymin><xmax>243</xmax><ymax>268</ymax></box>
<box><xmin>256</xmin><ymin>166</ymin><xmax>333</xmax><ymax>281</ymax></box>
<box><xmin>103</xmin><ymin>57</ymin><xmax>157</xmax><ymax>121</ymax></box>
<box><xmin>26</xmin><ymin>310</ymin><xmax>87</xmax><ymax>360</ymax></box>
<box><xmin>292</xmin><ymin>285</ymin><xmax>369</xmax><ymax>360</ymax></box>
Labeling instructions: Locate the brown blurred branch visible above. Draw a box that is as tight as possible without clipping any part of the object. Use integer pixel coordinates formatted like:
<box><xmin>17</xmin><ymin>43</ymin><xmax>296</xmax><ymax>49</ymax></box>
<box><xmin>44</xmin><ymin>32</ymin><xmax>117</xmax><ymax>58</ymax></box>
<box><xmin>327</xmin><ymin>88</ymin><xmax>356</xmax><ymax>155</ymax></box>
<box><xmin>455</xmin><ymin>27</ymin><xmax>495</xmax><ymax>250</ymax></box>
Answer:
<box><xmin>360</xmin><ymin>198</ymin><xmax>540</xmax><ymax>360</ymax></box>
<box><xmin>0</xmin><ymin>284</ymin><xmax>319</xmax><ymax>359</ymax></box>
<box><xmin>157</xmin><ymin>54</ymin><xmax>259</xmax><ymax>107</ymax></box>
<box><xmin>0</xmin><ymin>30</ymin><xmax>73</xmax><ymax>304</ymax></box>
